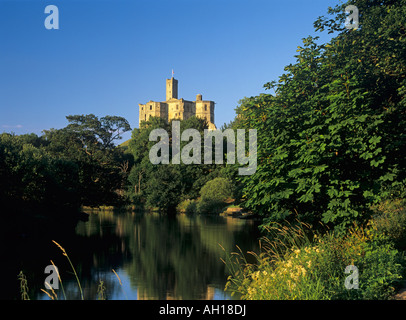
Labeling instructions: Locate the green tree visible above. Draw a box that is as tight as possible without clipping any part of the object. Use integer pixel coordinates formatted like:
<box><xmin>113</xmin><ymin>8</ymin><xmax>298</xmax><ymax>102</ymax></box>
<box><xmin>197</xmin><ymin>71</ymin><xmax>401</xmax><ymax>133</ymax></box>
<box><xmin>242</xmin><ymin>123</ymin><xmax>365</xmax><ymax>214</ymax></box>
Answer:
<box><xmin>43</xmin><ymin>114</ymin><xmax>132</xmax><ymax>207</ymax></box>
<box><xmin>127</xmin><ymin>116</ymin><xmax>225</xmax><ymax>212</ymax></box>
<box><xmin>0</xmin><ymin>133</ymin><xmax>81</xmax><ymax>213</ymax></box>
<box><xmin>127</xmin><ymin>116</ymin><xmax>169</xmax><ymax>207</ymax></box>
<box><xmin>236</xmin><ymin>0</ymin><xmax>406</xmax><ymax>231</ymax></box>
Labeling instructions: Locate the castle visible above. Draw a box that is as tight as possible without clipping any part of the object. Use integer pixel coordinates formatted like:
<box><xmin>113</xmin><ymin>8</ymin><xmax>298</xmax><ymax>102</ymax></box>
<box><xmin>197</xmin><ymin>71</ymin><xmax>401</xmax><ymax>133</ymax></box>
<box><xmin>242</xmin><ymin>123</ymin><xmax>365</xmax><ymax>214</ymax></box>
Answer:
<box><xmin>139</xmin><ymin>77</ymin><xmax>216</xmax><ymax>130</ymax></box>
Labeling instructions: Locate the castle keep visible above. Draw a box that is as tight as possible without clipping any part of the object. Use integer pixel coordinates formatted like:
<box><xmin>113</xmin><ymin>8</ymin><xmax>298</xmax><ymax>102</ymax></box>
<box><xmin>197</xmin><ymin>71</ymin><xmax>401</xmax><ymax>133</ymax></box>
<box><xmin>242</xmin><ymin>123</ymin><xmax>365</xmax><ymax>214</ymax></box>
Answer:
<box><xmin>139</xmin><ymin>78</ymin><xmax>216</xmax><ymax>130</ymax></box>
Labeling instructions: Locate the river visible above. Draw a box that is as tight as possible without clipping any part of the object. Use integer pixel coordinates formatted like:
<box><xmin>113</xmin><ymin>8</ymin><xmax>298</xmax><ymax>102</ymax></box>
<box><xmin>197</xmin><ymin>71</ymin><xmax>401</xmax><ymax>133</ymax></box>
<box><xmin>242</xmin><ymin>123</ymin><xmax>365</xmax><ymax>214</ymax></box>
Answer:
<box><xmin>1</xmin><ymin>210</ymin><xmax>261</xmax><ymax>300</ymax></box>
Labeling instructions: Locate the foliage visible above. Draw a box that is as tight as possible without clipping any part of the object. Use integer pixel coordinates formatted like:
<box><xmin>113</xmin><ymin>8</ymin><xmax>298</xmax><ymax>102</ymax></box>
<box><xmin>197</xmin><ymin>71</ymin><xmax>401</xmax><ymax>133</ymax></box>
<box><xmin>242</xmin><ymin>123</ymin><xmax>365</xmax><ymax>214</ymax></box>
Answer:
<box><xmin>371</xmin><ymin>199</ymin><xmax>406</xmax><ymax>249</ymax></box>
<box><xmin>224</xmin><ymin>220</ymin><xmax>404</xmax><ymax>300</ymax></box>
<box><xmin>0</xmin><ymin>132</ymin><xmax>81</xmax><ymax>212</ymax></box>
<box><xmin>177</xmin><ymin>199</ymin><xmax>198</xmax><ymax>215</ymax></box>
<box><xmin>177</xmin><ymin>177</ymin><xmax>235</xmax><ymax>215</ymax></box>
<box><xmin>200</xmin><ymin>177</ymin><xmax>234</xmax><ymax>203</ymax></box>
<box><xmin>127</xmin><ymin>116</ymin><xmax>174</xmax><ymax>211</ymax></box>
<box><xmin>234</xmin><ymin>0</ymin><xmax>406</xmax><ymax>231</ymax></box>
<box><xmin>64</xmin><ymin>114</ymin><xmax>131</xmax><ymax>150</ymax></box>
<box><xmin>0</xmin><ymin>114</ymin><xmax>132</xmax><ymax>217</ymax></box>
<box><xmin>17</xmin><ymin>271</ymin><xmax>30</xmax><ymax>301</ymax></box>
<box><xmin>196</xmin><ymin>177</ymin><xmax>234</xmax><ymax>214</ymax></box>
<box><xmin>127</xmin><ymin>116</ymin><xmax>232</xmax><ymax>213</ymax></box>
<box><xmin>43</xmin><ymin>114</ymin><xmax>132</xmax><ymax>207</ymax></box>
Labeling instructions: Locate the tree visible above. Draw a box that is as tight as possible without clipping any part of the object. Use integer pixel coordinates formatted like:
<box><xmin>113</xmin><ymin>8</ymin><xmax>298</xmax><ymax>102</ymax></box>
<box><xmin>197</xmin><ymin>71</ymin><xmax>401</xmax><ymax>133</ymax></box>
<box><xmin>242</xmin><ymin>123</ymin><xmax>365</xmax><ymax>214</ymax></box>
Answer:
<box><xmin>127</xmin><ymin>116</ymin><xmax>226</xmax><ymax>212</ymax></box>
<box><xmin>43</xmin><ymin>114</ymin><xmax>132</xmax><ymax>207</ymax></box>
<box><xmin>0</xmin><ymin>133</ymin><xmax>81</xmax><ymax>213</ymax></box>
<box><xmin>235</xmin><ymin>0</ymin><xmax>406</xmax><ymax>231</ymax></box>
<box><xmin>127</xmin><ymin>116</ymin><xmax>169</xmax><ymax>206</ymax></box>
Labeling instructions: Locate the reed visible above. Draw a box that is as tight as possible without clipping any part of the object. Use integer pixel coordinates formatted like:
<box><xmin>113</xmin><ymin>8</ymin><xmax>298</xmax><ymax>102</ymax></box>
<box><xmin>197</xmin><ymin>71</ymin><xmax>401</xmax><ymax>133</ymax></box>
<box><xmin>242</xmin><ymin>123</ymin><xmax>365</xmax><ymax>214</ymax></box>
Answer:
<box><xmin>17</xmin><ymin>271</ymin><xmax>30</xmax><ymax>300</ymax></box>
<box><xmin>50</xmin><ymin>259</ymin><xmax>66</xmax><ymax>300</ymax></box>
<box><xmin>17</xmin><ymin>241</ymin><xmax>132</xmax><ymax>300</ymax></box>
<box><xmin>42</xmin><ymin>284</ymin><xmax>57</xmax><ymax>300</ymax></box>
<box><xmin>97</xmin><ymin>280</ymin><xmax>107</xmax><ymax>300</ymax></box>
<box><xmin>112</xmin><ymin>268</ymin><xmax>128</xmax><ymax>300</ymax></box>
<box><xmin>52</xmin><ymin>240</ymin><xmax>84</xmax><ymax>300</ymax></box>
<box><xmin>41</xmin><ymin>288</ymin><xmax>55</xmax><ymax>300</ymax></box>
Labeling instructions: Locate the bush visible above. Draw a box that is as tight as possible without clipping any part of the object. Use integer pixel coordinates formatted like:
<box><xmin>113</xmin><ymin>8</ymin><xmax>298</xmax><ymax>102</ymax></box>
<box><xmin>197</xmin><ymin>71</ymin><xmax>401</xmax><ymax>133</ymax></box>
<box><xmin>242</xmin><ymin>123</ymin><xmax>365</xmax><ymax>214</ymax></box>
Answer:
<box><xmin>200</xmin><ymin>177</ymin><xmax>234</xmax><ymax>203</ymax></box>
<box><xmin>224</xmin><ymin>221</ymin><xmax>404</xmax><ymax>300</ymax></box>
<box><xmin>195</xmin><ymin>177</ymin><xmax>234</xmax><ymax>214</ymax></box>
<box><xmin>371</xmin><ymin>199</ymin><xmax>406</xmax><ymax>249</ymax></box>
<box><xmin>177</xmin><ymin>199</ymin><xmax>198</xmax><ymax>215</ymax></box>
<box><xmin>197</xmin><ymin>199</ymin><xmax>227</xmax><ymax>215</ymax></box>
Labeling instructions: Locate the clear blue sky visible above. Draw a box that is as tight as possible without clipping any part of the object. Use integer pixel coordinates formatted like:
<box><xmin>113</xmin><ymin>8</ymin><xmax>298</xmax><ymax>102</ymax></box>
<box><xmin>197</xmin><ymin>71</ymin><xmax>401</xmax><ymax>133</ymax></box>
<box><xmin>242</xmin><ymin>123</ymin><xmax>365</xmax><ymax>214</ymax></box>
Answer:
<box><xmin>0</xmin><ymin>0</ymin><xmax>339</xmax><ymax>142</ymax></box>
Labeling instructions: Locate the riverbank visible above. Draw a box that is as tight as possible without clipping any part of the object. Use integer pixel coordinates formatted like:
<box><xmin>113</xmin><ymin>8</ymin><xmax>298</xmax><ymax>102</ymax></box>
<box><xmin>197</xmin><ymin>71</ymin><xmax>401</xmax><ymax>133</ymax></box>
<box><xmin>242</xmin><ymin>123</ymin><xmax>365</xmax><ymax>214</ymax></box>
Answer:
<box><xmin>224</xmin><ymin>199</ymin><xmax>406</xmax><ymax>300</ymax></box>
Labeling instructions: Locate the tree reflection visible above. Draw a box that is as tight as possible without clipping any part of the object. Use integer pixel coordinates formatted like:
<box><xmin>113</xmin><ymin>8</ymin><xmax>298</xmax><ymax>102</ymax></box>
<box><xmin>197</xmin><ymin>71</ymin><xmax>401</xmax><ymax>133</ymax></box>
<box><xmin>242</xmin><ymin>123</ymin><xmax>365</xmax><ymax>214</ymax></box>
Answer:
<box><xmin>31</xmin><ymin>210</ymin><xmax>259</xmax><ymax>300</ymax></box>
<box><xmin>121</xmin><ymin>213</ymin><xmax>260</xmax><ymax>299</ymax></box>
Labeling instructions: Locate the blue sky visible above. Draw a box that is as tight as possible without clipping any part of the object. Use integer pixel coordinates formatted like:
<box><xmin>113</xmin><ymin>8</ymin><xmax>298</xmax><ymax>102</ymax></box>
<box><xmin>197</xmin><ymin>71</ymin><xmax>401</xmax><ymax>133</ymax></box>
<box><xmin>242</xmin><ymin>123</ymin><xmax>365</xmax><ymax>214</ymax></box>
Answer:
<box><xmin>0</xmin><ymin>0</ymin><xmax>340</xmax><ymax>142</ymax></box>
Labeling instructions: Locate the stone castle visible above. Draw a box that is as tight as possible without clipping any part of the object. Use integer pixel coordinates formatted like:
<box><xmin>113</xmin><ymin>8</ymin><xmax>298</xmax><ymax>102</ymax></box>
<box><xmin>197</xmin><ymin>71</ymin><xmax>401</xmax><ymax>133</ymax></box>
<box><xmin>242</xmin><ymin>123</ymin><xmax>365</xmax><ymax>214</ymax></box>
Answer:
<box><xmin>139</xmin><ymin>77</ymin><xmax>216</xmax><ymax>130</ymax></box>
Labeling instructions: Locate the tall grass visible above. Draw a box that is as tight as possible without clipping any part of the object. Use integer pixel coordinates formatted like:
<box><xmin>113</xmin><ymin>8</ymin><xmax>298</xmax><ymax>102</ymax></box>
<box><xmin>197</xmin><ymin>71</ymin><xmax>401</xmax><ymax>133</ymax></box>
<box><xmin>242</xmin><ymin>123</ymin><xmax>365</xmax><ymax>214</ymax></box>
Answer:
<box><xmin>18</xmin><ymin>271</ymin><xmax>30</xmax><ymax>300</ymax></box>
<box><xmin>112</xmin><ymin>268</ymin><xmax>128</xmax><ymax>300</ymax></box>
<box><xmin>50</xmin><ymin>259</ymin><xmax>66</xmax><ymax>300</ymax></box>
<box><xmin>97</xmin><ymin>280</ymin><xmax>107</xmax><ymax>300</ymax></box>
<box><xmin>19</xmin><ymin>240</ymin><xmax>128</xmax><ymax>300</ymax></box>
<box><xmin>223</xmin><ymin>217</ymin><xmax>404</xmax><ymax>300</ymax></box>
<box><xmin>52</xmin><ymin>240</ymin><xmax>84</xmax><ymax>300</ymax></box>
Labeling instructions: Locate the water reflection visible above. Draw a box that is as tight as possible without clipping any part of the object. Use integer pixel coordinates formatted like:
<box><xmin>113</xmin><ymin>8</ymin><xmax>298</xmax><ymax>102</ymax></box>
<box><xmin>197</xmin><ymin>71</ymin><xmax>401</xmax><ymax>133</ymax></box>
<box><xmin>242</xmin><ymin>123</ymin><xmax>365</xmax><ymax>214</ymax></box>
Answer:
<box><xmin>72</xmin><ymin>211</ymin><xmax>260</xmax><ymax>300</ymax></box>
<box><xmin>3</xmin><ymin>210</ymin><xmax>260</xmax><ymax>300</ymax></box>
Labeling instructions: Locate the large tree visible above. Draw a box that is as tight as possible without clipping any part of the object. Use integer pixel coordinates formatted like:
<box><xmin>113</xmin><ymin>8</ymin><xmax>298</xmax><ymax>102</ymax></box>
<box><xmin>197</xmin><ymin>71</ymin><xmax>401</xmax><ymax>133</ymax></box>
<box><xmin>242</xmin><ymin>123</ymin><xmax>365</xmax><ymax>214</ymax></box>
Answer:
<box><xmin>235</xmin><ymin>0</ymin><xmax>406</xmax><ymax>231</ymax></box>
<box><xmin>43</xmin><ymin>114</ymin><xmax>132</xmax><ymax>206</ymax></box>
<box><xmin>127</xmin><ymin>116</ymin><xmax>223</xmax><ymax>212</ymax></box>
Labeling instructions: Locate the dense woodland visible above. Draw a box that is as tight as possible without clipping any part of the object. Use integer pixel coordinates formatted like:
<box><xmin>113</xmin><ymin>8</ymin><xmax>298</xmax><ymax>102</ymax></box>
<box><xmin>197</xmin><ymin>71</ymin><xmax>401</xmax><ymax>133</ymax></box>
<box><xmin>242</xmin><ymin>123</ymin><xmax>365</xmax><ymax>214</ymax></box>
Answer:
<box><xmin>0</xmin><ymin>115</ymin><xmax>132</xmax><ymax>223</ymax></box>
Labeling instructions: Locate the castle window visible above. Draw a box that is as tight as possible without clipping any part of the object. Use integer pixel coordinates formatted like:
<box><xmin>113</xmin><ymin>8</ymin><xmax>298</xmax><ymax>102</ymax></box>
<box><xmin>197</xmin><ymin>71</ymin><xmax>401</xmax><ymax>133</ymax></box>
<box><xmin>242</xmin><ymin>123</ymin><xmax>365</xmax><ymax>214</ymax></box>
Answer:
<box><xmin>205</xmin><ymin>105</ymin><xmax>207</xmax><ymax>111</ymax></box>
<box><xmin>150</xmin><ymin>105</ymin><xmax>152</xmax><ymax>110</ymax></box>
<box><xmin>176</xmin><ymin>105</ymin><xmax>179</xmax><ymax>110</ymax></box>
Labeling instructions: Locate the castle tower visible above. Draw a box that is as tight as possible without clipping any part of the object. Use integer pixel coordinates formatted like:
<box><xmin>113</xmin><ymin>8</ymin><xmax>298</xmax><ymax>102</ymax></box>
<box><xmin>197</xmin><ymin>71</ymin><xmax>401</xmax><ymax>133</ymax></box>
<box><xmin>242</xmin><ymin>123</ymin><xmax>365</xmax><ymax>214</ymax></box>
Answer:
<box><xmin>166</xmin><ymin>77</ymin><xmax>178</xmax><ymax>101</ymax></box>
<box><xmin>139</xmin><ymin>77</ymin><xmax>216</xmax><ymax>129</ymax></box>
<box><xmin>195</xmin><ymin>94</ymin><xmax>215</xmax><ymax>125</ymax></box>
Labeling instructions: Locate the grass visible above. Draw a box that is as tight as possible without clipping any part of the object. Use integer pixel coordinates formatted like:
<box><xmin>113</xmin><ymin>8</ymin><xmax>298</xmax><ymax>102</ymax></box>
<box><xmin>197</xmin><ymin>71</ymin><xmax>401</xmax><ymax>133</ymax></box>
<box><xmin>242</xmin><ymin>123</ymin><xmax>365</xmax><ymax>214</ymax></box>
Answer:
<box><xmin>112</xmin><ymin>268</ymin><xmax>128</xmax><ymax>300</ymax></box>
<box><xmin>17</xmin><ymin>271</ymin><xmax>30</xmax><ymax>300</ymax></box>
<box><xmin>19</xmin><ymin>240</ymin><xmax>126</xmax><ymax>300</ymax></box>
<box><xmin>222</xmin><ymin>205</ymin><xmax>406</xmax><ymax>300</ymax></box>
<box><xmin>52</xmin><ymin>240</ymin><xmax>84</xmax><ymax>300</ymax></box>
<box><xmin>97</xmin><ymin>280</ymin><xmax>107</xmax><ymax>300</ymax></box>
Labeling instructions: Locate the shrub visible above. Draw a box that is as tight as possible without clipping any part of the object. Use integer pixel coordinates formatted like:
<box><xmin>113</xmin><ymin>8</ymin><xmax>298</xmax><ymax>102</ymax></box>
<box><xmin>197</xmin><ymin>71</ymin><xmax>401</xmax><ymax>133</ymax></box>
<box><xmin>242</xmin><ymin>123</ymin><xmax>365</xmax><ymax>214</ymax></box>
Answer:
<box><xmin>177</xmin><ymin>199</ymin><xmax>198</xmax><ymax>215</ymax></box>
<box><xmin>224</xmin><ymin>221</ymin><xmax>404</xmax><ymax>300</ymax></box>
<box><xmin>197</xmin><ymin>199</ymin><xmax>227</xmax><ymax>215</ymax></box>
<box><xmin>371</xmin><ymin>199</ymin><xmax>406</xmax><ymax>248</ymax></box>
<box><xmin>197</xmin><ymin>177</ymin><xmax>234</xmax><ymax>214</ymax></box>
<box><xmin>200</xmin><ymin>177</ymin><xmax>234</xmax><ymax>203</ymax></box>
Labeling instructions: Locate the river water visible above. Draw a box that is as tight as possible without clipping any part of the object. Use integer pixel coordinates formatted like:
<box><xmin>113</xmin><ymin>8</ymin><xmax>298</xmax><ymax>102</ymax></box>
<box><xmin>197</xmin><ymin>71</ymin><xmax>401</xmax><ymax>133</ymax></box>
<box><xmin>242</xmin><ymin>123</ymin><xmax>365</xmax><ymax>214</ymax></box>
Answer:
<box><xmin>2</xmin><ymin>210</ymin><xmax>261</xmax><ymax>300</ymax></box>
